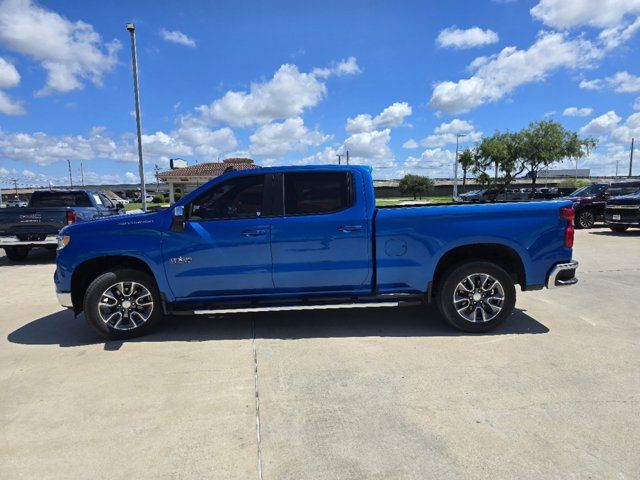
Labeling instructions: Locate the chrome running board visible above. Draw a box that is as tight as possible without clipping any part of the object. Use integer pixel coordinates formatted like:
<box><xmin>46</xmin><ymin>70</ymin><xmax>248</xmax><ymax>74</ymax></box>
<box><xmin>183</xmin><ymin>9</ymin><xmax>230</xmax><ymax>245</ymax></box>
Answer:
<box><xmin>193</xmin><ymin>301</ymin><xmax>400</xmax><ymax>315</ymax></box>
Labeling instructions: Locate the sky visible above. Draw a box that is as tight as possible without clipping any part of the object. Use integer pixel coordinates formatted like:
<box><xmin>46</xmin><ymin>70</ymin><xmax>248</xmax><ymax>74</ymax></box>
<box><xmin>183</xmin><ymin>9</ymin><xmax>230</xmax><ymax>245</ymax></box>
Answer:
<box><xmin>0</xmin><ymin>0</ymin><xmax>639</xmax><ymax>188</ymax></box>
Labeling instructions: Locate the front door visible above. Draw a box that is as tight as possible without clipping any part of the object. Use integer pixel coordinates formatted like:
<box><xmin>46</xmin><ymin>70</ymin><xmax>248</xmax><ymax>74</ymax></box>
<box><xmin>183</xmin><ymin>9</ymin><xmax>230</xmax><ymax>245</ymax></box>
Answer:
<box><xmin>163</xmin><ymin>174</ymin><xmax>274</xmax><ymax>300</ymax></box>
<box><xmin>270</xmin><ymin>170</ymin><xmax>372</xmax><ymax>294</ymax></box>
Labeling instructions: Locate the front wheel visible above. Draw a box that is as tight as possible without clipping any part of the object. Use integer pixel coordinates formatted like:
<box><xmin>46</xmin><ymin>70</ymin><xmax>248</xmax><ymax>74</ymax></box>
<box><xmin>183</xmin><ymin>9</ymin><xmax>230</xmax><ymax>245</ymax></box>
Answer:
<box><xmin>436</xmin><ymin>261</ymin><xmax>516</xmax><ymax>333</ymax></box>
<box><xmin>609</xmin><ymin>225</ymin><xmax>628</xmax><ymax>232</ymax></box>
<box><xmin>576</xmin><ymin>210</ymin><xmax>595</xmax><ymax>229</ymax></box>
<box><xmin>4</xmin><ymin>246</ymin><xmax>30</xmax><ymax>261</ymax></box>
<box><xmin>83</xmin><ymin>268</ymin><xmax>164</xmax><ymax>339</ymax></box>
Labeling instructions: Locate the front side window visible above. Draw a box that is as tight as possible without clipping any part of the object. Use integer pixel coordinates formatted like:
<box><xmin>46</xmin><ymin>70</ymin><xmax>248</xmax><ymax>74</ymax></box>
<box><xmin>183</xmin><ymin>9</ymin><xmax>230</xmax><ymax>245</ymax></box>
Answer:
<box><xmin>190</xmin><ymin>175</ymin><xmax>265</xmax><ymax>221</ymax></box>
<box><xmin>284</xmin><ymin>172</ymin><xmax>352</xmax><ymax>216</ymax></box>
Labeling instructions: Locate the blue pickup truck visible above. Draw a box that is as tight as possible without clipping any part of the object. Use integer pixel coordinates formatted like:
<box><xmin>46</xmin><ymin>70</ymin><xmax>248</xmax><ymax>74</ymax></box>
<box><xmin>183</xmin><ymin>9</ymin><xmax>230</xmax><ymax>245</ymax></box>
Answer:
<box><xmin>54</xmin><ymin>165</ymin><xmax>578</xmax><ymax>339</ymax></box>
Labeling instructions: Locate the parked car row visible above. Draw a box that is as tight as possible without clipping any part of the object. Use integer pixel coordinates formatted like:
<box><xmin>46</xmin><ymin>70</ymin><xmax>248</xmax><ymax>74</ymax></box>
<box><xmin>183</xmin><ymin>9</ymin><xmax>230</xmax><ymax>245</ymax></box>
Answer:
<box><xmin>459</xmin><ymin>187</ymin><xmax>574</xmax><ymax>202</ymax></box>
<box><xmin>0</xmin><ymin>189</ymin><xmax>126</xmax><ymax>261</ymax></box>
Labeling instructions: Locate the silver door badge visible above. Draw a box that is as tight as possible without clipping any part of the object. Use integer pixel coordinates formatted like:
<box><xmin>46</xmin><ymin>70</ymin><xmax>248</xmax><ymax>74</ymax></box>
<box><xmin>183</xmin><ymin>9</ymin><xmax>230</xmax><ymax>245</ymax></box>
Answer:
<box><xmin>170</xmin><ymin>256</ymin><xmax>192</xmax><ymax>264</ymax></box>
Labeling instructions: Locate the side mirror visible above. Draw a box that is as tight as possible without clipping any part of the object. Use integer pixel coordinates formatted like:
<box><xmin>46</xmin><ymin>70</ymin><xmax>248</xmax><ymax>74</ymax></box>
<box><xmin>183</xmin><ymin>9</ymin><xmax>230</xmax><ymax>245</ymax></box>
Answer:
<box><xmin>116</xmin><ymin>202</ymin><xmax>125</xmax><ymax>210</ymax></box>
<box><xmin>171</xmin><ymin>205</ymin><xmax>186</xmax><ymax>232</ymax></box>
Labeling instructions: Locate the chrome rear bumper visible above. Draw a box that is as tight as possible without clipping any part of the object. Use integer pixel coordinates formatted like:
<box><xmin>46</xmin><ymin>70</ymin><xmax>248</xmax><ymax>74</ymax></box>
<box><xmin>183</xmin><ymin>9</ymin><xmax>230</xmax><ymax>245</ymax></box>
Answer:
<box><xmin>57</xmin><ymin>292</ymin><xmax>73</xmax><ymax>308</ymax></box>
<box><xmin>546</xmin><ymin>260</ymin><xmax>579</xmax><ymax>289</ymax></box>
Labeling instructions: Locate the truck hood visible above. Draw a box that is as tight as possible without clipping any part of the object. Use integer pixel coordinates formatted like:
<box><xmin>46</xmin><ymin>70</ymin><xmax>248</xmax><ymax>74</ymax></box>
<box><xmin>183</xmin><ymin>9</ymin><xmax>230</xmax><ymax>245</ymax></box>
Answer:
<box><xmin>60</xmin><ymin>211</ymin><xmax>162</xmax><ymax>235</ymax></box>
<box><xmin>607</xmin><ymin>194</ymin><xmax>640</xmax><ymax>206</ymax></box>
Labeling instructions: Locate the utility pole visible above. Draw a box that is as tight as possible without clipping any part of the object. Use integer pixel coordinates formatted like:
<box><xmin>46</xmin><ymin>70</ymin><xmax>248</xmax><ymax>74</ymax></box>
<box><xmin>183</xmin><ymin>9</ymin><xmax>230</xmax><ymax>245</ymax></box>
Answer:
<box><xmin>80</xmin><ymin>159</ymin><xmax>85</xmax><ymax>186</ymax></box>
<box><xmin>453</xmin><ymin>133</ymin><xmax>466</xmax><ymax>199</ymax></box>
<box><xmin>346</xmin><ymin>150</ymin><xmax>350</xmax><ymax>165</ymax></box>
<box><xmin>12</xmin><ymin>179</ymin><xmax>18</xmax><ymax>198</ymax></box>
<box><xmin>126</xmin><ymin>23</ymin><xmax>147</xmax><ymax>212</ymax></box>
<box><xmin>67</xmin><ymin>159</ymin><xmax>73</xmax><ymax>186</ymax></box>
<box><xmin>630</xmin><ymin>137</ymin><xmax>635</xmax><ymax>177</ymax></box>
<box><xmin>154</xmin><ymin>164</ymin><xmax>160</xmax><ymax>193</ymax></box>
<box><xmin>336</xmin><ymin>154</ymin><xmax>343</xmax><ymax>165</ymax></box>
<box><xmin>616</xmin><ymin>159</ymin><xmax>619</xmax><ymax>177</ymax></box>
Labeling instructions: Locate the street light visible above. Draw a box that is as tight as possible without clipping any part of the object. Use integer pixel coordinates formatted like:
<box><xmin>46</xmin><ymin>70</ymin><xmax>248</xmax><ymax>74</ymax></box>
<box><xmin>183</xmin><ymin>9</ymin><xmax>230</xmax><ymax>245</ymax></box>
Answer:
<box><xmin>453</xmin><ymin>133</ymin><xmax>467</xmax><ymax>199</ymax></box>
<box><xmin>126</xmin><ymin>22</ymin><xmax>147</xmax><ymax>212</ymax></box>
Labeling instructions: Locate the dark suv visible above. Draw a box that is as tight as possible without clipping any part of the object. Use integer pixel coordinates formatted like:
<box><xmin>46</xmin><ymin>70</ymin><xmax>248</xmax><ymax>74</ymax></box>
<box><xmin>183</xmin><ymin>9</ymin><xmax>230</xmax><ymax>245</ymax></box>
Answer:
<box><xmin>567</xmin><ymin>180</ymin><xmax>640</xmax><ymax>229</ymax></box>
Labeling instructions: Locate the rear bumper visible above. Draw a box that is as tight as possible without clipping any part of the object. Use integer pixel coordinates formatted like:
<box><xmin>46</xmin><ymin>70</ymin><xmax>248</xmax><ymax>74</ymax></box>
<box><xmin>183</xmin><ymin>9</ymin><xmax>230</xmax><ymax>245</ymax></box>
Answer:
<box><xmin>56</xmin><ymin>292</ymin><xmax>73</xmax><ymax>308</ymax></box>
<box><xmin>605</xmin><ymin>206</ymin><xmax>640</xmax><ymax>226</ymax></box>
<box><xmin>546</xmin><ymin>260</ymin><xmax>579</xmax><ymax>289</ymax></box>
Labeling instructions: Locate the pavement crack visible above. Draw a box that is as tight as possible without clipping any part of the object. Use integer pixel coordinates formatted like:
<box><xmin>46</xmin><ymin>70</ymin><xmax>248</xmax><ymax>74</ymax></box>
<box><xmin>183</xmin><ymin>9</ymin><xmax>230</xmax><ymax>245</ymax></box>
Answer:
<box><xmin>251</xmin><ymin>318</ymin><xmax>264</xmax><ymax>480</ymax></box>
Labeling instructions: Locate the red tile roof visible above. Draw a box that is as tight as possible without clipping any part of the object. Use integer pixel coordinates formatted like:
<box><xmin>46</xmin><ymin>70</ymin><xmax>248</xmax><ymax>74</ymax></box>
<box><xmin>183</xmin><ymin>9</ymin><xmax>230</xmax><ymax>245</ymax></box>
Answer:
<box><xmin>158</xmin><ymin>158</ymin><xmax>259</xmax><ymax>179</ymax></box>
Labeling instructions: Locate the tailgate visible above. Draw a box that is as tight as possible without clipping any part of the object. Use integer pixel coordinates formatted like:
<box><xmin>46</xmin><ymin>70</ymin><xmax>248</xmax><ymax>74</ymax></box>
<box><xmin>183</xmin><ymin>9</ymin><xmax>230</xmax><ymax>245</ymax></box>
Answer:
<box><xmin>0</xmin><ymin>208</ymin><xmax>67</xmax><ymax>237</ymax></box>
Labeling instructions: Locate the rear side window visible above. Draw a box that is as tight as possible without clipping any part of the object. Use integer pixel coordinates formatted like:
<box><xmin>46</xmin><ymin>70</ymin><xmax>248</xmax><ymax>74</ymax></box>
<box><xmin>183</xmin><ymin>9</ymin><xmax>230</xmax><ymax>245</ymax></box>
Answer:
<box><xmin>284</xmin><ymin>172</ymin><xmax>352</xmax><ymax>216</ymax></box>
<box><xmin>29</xmin><ymin>192</ymin><xmax>93</xmax><ymax>207</ymax></box>
<box><xmin>190</xmin><ymin>175</ymin><xmax>265</xmax><ymax>221</ymax></box>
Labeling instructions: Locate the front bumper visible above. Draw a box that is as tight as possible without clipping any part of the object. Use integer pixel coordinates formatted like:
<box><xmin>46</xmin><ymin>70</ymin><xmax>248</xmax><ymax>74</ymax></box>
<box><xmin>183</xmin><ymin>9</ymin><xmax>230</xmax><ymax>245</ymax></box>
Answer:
<box><xmin>57</xmin><ymin>292</ymin><xmax>73</xmax><ymax>308</ymax></box>
<box><xmin>546</xmin><ymin>260</ymin><xmax>579</xmax><ymax>289</ymax></box>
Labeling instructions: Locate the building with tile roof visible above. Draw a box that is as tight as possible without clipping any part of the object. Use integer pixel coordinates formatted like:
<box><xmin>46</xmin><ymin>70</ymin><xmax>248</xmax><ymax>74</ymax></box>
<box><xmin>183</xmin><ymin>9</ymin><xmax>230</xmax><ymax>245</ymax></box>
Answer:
<box><xmin>158</xmin><ymin>158</ymin><xmax>259</xmax><ymax>203</ymax></box>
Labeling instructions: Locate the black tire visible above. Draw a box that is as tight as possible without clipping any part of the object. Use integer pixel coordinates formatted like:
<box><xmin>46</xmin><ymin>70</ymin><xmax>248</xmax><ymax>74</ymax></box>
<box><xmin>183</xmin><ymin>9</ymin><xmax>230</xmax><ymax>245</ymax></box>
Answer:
<box><xmin>436</xmin><ymin>261</ymin><xmax>516</xmax><ymax>333</ymax></box>
<box><xmin>83</xmin><ymin>268</ymin><xmax>164</xmax><ymax>340</ymax></box>
<box><xmin>576</xmin><ymin>210</ymin><xmax>595</xmax><ymax>229</ymax></box>
<box><xmin>4</xmin><ymin>246</ymin><xmax>30</xmax><ymax>261</ymax></box>
<box><xmin>609</xmin><ymin>225</ymin><xmax>628</xmax><ymax>232</ymax></box>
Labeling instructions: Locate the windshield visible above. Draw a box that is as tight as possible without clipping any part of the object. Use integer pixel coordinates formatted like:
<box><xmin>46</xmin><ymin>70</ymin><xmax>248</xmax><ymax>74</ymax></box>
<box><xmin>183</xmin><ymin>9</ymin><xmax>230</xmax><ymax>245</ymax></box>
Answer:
<box><xmin>570</xmin><ymin>184</ymin><xmax>606</xmax><ymax>197</ymax></box>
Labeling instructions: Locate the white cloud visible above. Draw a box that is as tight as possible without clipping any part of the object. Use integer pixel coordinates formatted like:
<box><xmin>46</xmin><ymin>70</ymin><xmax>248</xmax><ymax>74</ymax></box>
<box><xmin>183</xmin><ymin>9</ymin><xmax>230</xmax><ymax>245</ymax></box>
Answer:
<box><xmin>579</xmin><ymin>110</ymin><xmax>621</xmax><ymax>135</ymax></box>
<box><xmin>343</xmin><ymin>129</ymin><xmax>395</xmax><ymax>168</ymax></box>
<box><xmin>0</xmin><ymin>57</ymin><xmax>24</xmax><ymax>115</ymax></box>
<box><xmin>402</xmin><ymin>139</ymin><xmax>419</xmax><ymax>149</ymax></box>
<box><xmin>611</xmin><ymin>112</ymin><xmax>640</xmax><ymax>144</ymax></box>
<box><xmin>312</xmin><ymin>57</ymin><xmax>362</xmax><ymax>78</ymax></box>
<box><xmin>634</xmin><ymin>98</ymin><xmax>640</xmax><ymax>110</ymax></box>
<box><xmin>606</xmin><ymin>71</ymin><xmax>640</xmax><ymax>93</ymax></box>
<box><xmin>579</xmin><ymin>78</ymin><xmax>603</xmax><ymax>90</ymax></box>
<box><xmin>436</xmin><ymin>26</ymin><xmax>499</xmax><ymax>49</ymax></box>
<box><xmin>249</xmin><ymin>117</ymin><xmax>329</xmax><ymax>156</ymax></box>
<box><xmin>598</xmin><ymin>16</ymin><xmax>640</xmax><ymax>49</ymax></box>
<box><xmin>563</xmin><ymin>107</ymin><xmax>593</xmax><ymax>117</ymax></box>
<box><xmin>124</xmin><ymin>172</ymin><xmax>138</xmax><ymax>183</ymax></box>
<box><xmin>346</xmin><ymin>102</ymin><xmax>412</xmax><ymax>133</ymax></box>
<box><xmin>199</xmin><ymin>59</ymin><xmax>361</xmax><ymax>127</ymax></box>
<box><xmin>160</xmin><ymin>29</ymin><xmax>196</xmax><ymax>48</ymax></box>
<box><xmin>420</xmin><ymin>118</ymin><xmax>482</xmax><ymax>147</ymax></box>
<box><xmin>429</xmin><ymin>32</ymin><xmax>600</xmax><ymax>114</ymax></box>
<box><xmin>405</xmin><ymin>148</ymin><xmax>455</xmax><ymax>177</ymax></box>
<box><xmin>0</xmin><ymin>0</ymin><xmax>120</xmax><ymax>96</ymax></box>
<box><xmin>530</xmin><ymin>0</ymin><xmax>640</xmax><ymax>29</ymax></box>
<box><xmin>579</xmin><ymin>71</ymin><xmax>640</xmax><ymax>93</ymax></box>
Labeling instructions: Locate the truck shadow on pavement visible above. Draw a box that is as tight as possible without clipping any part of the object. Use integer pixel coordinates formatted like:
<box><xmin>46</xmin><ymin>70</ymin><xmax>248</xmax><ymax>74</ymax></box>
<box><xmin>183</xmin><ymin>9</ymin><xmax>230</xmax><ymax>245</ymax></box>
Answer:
<box><xmin>8</xmin><ymin>306</ymin><xmax>549</xmax><ymax>349</ymax></box>
<box><xmin>588</xmin><ymin>230</ymin><xmax>640</xmax><ymax>237</ymax></box>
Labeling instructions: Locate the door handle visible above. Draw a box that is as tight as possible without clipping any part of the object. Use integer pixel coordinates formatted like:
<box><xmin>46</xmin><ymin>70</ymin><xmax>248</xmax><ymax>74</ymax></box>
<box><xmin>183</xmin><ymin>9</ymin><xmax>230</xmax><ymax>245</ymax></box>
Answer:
<box><xmin>242</xmin><ymin>229</ymin><xmax>267</xmax><ymax>237</ymax></box>
<box><xmin>338</xmin><ymin>224</ymin><xmax>364</xmax><ymax>232</ymax></box>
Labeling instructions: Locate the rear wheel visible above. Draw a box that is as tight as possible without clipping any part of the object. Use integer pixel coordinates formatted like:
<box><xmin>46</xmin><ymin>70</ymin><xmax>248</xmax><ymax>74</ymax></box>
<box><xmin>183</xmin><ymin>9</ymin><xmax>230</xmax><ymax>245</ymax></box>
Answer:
<box><xmin>576</xmin><ymin>210</ymin><xmax>595</xmax><ymax>229</ymax></box>
<box><xmin>83</xmin><ymin>268</ymin><xmax>164</xmax><ymax>339</ymax></box>
<box><xmin>609</xmin><ymin>225</ymin><xmax>628</xmax><ymax>232</ymax></box>
<box><xmin>4</xmin><ymin>246</ymin><xmax>30</xmax><ymax>261</ymax></box>
<box><xmin>436</xmin><ymin>261</ymin><xmax>516</xmax><ymax>333</ymax></box>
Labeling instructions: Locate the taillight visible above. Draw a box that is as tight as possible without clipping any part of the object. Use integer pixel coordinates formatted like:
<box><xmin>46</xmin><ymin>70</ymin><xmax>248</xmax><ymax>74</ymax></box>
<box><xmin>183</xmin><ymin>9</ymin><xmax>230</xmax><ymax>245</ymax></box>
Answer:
<box><xmin>560</xmin><ymin>207</ymin><xmax>574</xmax><ymax>248</ymax></box>
<box><xmin>66</xmin><ymin>209</ymin><xmax>77</xmax><ymax>225</ymax></box>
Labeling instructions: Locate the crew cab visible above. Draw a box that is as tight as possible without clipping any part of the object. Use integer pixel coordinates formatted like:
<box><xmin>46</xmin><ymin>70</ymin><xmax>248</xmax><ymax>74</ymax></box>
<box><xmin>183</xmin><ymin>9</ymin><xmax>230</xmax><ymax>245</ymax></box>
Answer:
<box><xmin>1</xmin><ymin>189</ymin><xmax>124</xmax><ymax>261</ymax></box>
<box><xmin>55</xmin><ymin>166</ymin><xmax>578</xmax><ymax>339</ymax></box>
<box><xmin>604</xmin><ymin>189</ymin><xmax>640</xmax><ymax>232</ymax></box>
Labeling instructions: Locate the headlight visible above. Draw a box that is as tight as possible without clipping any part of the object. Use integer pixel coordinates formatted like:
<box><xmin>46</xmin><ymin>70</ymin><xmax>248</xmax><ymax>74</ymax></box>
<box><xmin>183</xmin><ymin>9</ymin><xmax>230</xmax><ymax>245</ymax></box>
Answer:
<box><xmin>57</xmin><ymin>235</ymin><xmax>70</xmax><ymax>250</ymax></box>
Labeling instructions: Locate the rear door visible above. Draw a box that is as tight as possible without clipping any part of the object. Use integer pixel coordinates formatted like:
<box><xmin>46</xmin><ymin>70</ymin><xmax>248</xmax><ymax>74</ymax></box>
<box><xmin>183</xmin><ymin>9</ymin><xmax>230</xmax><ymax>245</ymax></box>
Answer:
<box><xmin>163</xmin><ymin>173</ymin><xmax>275</xmax><ymax>299</ymax></box>
<box><xmin>269</xmin><ymin>170</ymin><xmax>372</xmax><ymax>294</ymax></box>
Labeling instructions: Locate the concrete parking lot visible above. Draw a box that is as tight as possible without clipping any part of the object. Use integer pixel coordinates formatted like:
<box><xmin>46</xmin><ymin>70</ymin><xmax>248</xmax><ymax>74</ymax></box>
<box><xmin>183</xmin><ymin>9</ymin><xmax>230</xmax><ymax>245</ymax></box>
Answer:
<box><xmin>0</xmin><ymin>229</ymin><xmax>638</xmax><ymax>479</ymax></box>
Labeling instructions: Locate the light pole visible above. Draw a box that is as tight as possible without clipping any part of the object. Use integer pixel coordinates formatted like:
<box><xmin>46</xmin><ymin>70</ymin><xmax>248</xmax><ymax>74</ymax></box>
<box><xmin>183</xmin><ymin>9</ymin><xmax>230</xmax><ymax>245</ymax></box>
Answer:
<box><xmin>126</xmin><ymin>23</ymin><xmax>147</xmax><ymax>212</ymax></box>
<box><xmin>453</xmin><ymin>133</ymin><xmax>467</xmax><ymax>199</ymax></box>
<box><xmin>67</xmin><ymin>160</ymin><xmax>73</xmax><ymax>187</ymax></box>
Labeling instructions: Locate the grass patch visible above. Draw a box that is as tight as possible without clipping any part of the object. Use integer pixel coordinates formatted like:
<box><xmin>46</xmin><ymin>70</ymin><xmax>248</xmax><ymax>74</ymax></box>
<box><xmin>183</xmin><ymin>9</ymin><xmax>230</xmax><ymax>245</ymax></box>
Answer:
<box><xmin>124</xmin><ymin>202</ymin><xmax>166</xmax><ymax>212</ymax></box>
<box><xmin>376</xmin><ymin>196</ymin><xmax>451</xmax><ymax>206</ymax></box>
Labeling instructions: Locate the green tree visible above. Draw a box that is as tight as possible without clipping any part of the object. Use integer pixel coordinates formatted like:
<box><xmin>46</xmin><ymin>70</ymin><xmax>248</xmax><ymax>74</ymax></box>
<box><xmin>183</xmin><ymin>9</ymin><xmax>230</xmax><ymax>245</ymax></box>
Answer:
<box><xmin>398</xmin><ymin>174</ymin><xmax>434</xmax><ymax>200</ymax></box>
<box><xmin>519</xmin><ymin>120</ymin><xmax>597</xmax><ymax>189</ymax></box>
<box><xmin>473</xmin><ymin>131</ymin><xmax>524</xmax><ymax>191</ymax></box>
<box><xmin>458</xmin><ymin>148</ymin><xmax>475</xmax><ymax>188</ymax></box>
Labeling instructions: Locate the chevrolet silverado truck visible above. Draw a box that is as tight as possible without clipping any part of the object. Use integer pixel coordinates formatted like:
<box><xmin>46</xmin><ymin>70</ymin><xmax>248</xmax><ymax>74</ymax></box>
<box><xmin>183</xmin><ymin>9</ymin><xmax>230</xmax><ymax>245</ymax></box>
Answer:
<box><xmin>604</xmin><ymin>189</ymin><xmax>640</xmax><ymax>231</ymax></box>
<box><xmin>54</xmin><ymin>165</ymin><xmax>578</xmax><ymax>339</ymax></box>
<box><xmin>0</xmin><ymin>189</ymin><xmax>124</xmax><ymax>261</ymax></box>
